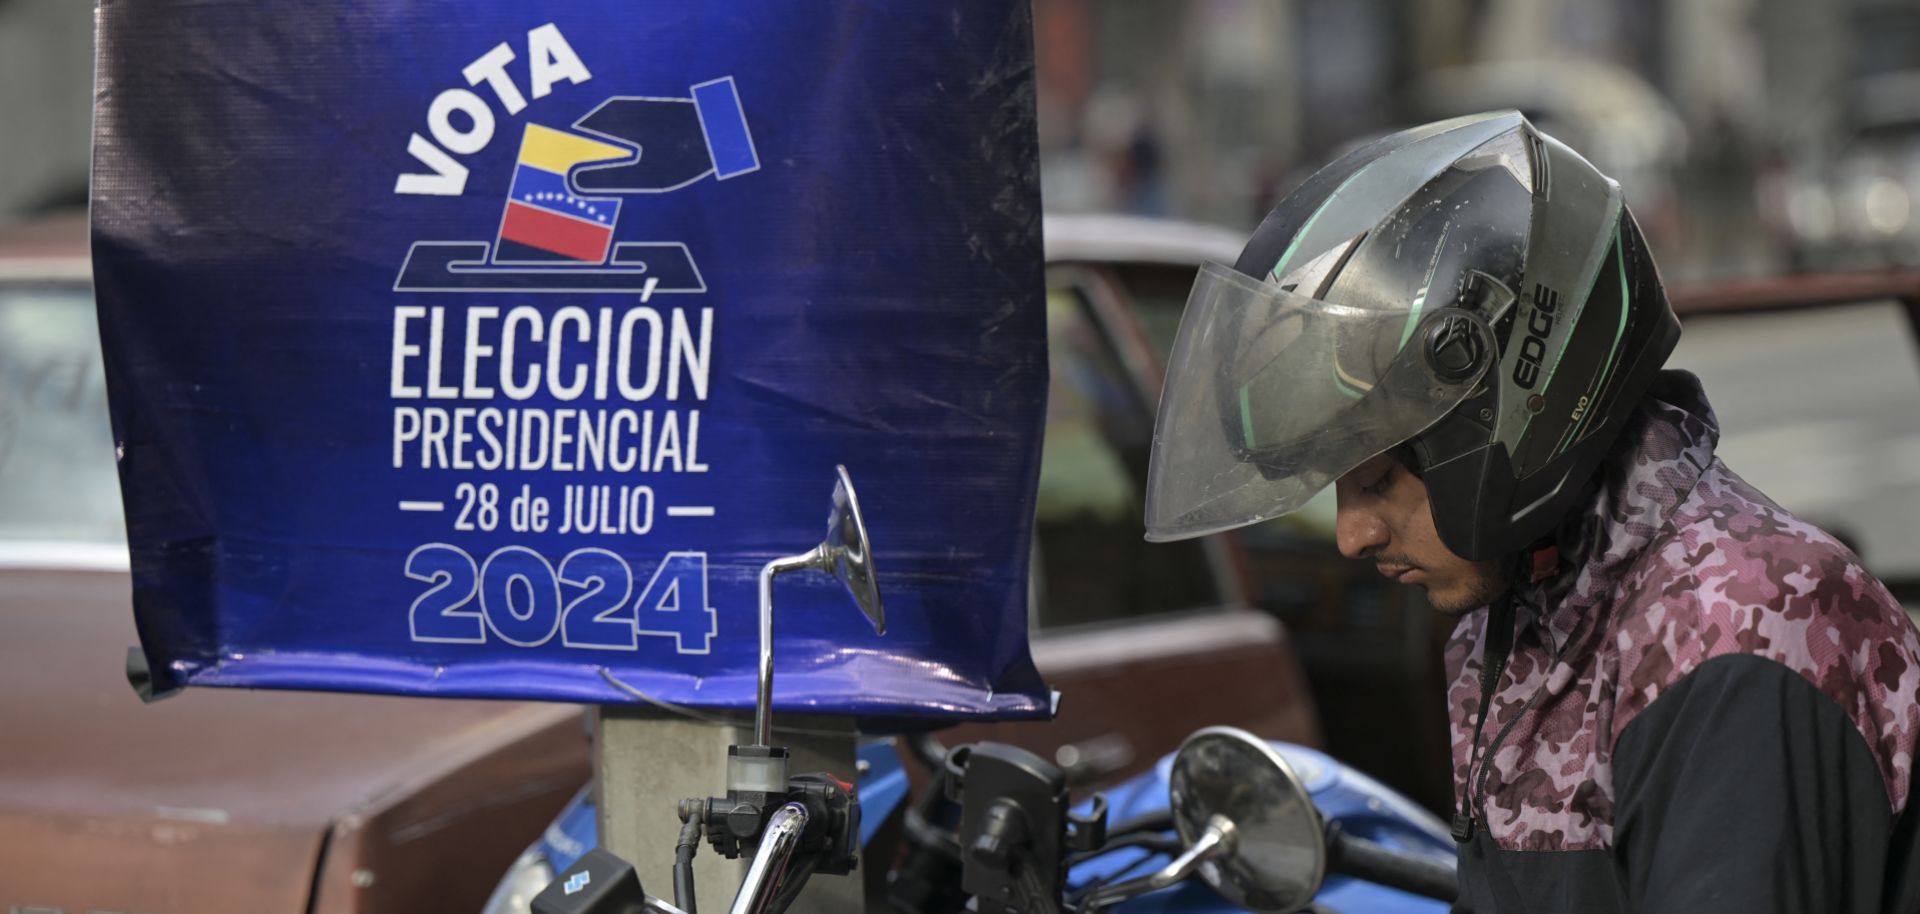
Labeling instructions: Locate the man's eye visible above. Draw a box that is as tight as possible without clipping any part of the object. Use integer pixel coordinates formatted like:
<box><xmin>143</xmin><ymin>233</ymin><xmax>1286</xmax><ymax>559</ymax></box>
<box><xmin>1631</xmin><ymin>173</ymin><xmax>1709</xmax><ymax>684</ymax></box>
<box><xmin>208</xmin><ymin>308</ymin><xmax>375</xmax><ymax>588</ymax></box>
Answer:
<box><xmin>1362</xmin><ymin>466</ymin><xmax>1395</xmax><ymax>495</ymax></box>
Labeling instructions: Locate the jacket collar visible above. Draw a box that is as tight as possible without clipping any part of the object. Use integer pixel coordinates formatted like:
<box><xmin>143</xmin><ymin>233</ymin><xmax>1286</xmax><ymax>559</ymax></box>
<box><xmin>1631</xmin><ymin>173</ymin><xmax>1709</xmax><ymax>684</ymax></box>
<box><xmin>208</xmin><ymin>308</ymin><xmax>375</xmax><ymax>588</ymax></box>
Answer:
<box><xmin>1514</xmin><ymin>370</ymin><xmax>1720</xmax><ymax>651</ymax></box>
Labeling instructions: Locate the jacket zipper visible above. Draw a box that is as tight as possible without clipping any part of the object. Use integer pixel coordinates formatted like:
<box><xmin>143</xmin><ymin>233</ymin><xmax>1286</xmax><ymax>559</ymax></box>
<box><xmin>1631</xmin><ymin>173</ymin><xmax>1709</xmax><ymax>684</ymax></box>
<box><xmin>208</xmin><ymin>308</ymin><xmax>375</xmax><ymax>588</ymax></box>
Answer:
<box><xmin>1453</xmin><ymin>595</ymin><xmax>1514</xmax><ymax>842</ymax></box>
<box><xmin>1469</xmin><ymin>671</ymin><xmax>1553</xmax><ymax>836</ymax></box>
<box><xmin>1454</xmin><ymin>591</ymin><xmax>1563</xmax><ymax>842</ymax></box>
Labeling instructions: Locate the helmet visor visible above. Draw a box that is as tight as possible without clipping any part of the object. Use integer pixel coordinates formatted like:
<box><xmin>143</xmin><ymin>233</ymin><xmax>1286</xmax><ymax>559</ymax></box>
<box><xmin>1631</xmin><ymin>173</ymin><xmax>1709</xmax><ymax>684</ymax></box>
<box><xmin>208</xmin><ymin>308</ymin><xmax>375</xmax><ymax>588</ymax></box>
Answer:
<box><xmin>1144</xmin><ymin>261</ymin><xmax>1482</xmax><ymax>542</ymax></box>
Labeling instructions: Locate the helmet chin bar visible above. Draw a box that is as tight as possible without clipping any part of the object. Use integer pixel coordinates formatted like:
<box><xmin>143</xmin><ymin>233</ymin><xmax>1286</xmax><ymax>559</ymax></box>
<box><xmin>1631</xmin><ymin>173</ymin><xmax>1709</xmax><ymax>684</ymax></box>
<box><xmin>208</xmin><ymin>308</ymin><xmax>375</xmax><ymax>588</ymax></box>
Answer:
<box><xmin>1415</xmin><ymin>395</ymin><xmax>1594</xmax><ymax>564</ymax></box>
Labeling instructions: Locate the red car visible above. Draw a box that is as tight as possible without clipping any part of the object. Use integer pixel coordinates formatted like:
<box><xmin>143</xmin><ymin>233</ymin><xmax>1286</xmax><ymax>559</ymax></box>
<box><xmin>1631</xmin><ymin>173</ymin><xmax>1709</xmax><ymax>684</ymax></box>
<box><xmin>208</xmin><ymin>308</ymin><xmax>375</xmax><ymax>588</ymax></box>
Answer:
<box><xmin>0</xmin><ymin>215</ymin><xmax>590</xmax><ymax>914</ymax></box>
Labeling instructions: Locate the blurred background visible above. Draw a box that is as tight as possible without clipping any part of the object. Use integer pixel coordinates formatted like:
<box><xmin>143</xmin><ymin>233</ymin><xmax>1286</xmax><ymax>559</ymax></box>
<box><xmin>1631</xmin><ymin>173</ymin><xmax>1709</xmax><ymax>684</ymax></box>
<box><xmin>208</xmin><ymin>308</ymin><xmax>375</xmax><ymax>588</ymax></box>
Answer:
<box><xmin>7</xmin><ymin>0</ymin><xmax>1920</xmax><ymax>279</ymax></box>
<box><xmin>6</xmin><ymin>3</ymin><xmax>1920</xmax><ymax>907</ymax></box>
<box><xmin>1025</xmin><ymin>0</ymin><xmax>1920</xmax><ymax>280</ymax></box>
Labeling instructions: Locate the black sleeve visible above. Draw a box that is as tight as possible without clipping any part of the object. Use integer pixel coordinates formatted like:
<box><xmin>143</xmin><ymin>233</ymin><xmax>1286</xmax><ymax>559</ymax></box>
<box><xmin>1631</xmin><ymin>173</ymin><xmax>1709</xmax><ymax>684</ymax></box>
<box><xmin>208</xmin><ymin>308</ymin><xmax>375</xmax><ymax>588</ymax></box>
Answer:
<box><xmin>1612</xmin><ymin>653</ymin><xmax>1897</xmax><ymax>914</ymax></box>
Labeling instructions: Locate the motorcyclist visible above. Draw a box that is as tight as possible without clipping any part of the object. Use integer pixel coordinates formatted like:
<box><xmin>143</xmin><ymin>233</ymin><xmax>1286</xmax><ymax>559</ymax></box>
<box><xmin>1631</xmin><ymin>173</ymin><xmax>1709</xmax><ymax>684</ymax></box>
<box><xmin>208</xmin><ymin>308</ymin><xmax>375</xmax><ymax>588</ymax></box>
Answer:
<box><xmin>1143</xmin><ymin>111</ymin><xmax>1920</xmax><ymax>913</ymax></box>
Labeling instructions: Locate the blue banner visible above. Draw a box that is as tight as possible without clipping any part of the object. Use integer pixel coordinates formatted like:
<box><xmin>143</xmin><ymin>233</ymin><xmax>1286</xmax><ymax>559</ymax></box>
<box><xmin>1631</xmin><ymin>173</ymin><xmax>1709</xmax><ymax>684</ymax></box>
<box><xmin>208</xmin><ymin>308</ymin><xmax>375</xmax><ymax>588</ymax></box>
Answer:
<box><xmin>91</xmin><ymin>1</ymin><xmax>1051</xmax><ymax>723</ymax></box>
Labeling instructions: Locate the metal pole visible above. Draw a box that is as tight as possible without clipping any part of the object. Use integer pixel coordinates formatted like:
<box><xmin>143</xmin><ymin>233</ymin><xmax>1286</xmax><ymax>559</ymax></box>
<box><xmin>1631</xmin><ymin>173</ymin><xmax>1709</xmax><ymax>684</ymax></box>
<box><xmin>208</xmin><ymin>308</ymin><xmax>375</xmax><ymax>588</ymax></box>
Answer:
<box><xmin>754</xmin><ymin>547</ymin><xmax>826</xmax><ymax>748</ymax></box>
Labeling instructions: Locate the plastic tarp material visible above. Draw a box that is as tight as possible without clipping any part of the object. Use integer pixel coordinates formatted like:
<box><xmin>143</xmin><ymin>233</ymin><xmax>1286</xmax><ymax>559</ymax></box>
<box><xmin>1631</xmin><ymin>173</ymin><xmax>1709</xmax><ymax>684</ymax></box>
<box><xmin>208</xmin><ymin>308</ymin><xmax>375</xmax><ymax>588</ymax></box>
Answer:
<box><xmin>90</xmin><ymin>0</ymin><xmax>1051</xmax><ymax>723</ymax></box>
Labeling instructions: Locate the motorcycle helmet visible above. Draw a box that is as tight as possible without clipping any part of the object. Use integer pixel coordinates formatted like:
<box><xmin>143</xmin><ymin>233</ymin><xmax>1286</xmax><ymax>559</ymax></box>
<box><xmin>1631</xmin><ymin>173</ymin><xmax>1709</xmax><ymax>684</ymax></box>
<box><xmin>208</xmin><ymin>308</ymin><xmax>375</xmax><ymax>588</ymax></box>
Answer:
<box><xmin>1143</xmin><ymin>111</ymin><xmax>1680</xmax><ymax>561</ymax></box>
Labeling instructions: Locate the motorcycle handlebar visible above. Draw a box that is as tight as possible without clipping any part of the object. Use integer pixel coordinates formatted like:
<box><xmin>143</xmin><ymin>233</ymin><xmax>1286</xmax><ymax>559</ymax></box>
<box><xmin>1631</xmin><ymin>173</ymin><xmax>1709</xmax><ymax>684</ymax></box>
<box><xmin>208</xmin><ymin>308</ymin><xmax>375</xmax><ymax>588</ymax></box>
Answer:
<box><xmin>1324</xmin><ymin>823</ymin><xmax>1459</xmax><ymax>903</ymax></box>
<box><xmin>728</xmin><ymin>803</ymin><xmax>811</xmax><ymax>914</ymax></box>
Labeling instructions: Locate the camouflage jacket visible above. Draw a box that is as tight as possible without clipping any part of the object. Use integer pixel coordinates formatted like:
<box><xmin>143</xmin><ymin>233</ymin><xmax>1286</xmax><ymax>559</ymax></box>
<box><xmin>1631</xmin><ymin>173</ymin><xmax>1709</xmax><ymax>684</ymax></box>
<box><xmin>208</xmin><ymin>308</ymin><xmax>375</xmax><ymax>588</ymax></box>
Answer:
<box><xmin>1446</xmin><ymin>371</ymin><xmax>1920</xmax><ymax>913</ymax></box>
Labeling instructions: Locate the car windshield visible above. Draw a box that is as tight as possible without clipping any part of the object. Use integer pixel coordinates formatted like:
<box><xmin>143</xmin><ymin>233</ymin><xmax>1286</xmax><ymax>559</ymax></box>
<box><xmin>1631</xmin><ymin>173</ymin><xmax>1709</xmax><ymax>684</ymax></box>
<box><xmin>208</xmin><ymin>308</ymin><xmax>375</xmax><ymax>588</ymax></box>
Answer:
<box><xmin>0</xmin><ymin>281</ymin><xmax>125</xmax><ymax>546</ymax></box>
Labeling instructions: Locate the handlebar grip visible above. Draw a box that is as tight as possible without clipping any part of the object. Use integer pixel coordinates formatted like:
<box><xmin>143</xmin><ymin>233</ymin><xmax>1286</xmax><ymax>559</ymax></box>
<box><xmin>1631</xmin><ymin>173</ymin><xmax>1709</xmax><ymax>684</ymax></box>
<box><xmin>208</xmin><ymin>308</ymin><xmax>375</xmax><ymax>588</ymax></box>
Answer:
<box><xmin>1325</xmin><ymin>824</ymin><xmax>1458</xmax><ymax>902</ymax></box>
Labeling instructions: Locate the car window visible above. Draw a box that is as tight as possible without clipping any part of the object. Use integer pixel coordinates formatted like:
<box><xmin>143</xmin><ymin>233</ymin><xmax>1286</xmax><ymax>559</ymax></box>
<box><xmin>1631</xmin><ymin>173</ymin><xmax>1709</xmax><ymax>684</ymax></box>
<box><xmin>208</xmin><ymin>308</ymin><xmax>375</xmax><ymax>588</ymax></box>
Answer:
<box><xmin>1108</xmin><ymin>261</ymin><xmax>1197</xmax><ymax>361</ymax></box>
<box><xmin>0</xmin><ymin>282</ymin><xmax>125</xmax><ymax>545</ymax></box>
<box><xmin>1033</xmin><ymin>286</ymin><xmax>1219</xmax><ymax>629</ymax></box>
<box><xmin>1672</xmin><ymin>299</ymin><xmax>1920</xmax><ymax>585</ymax></box>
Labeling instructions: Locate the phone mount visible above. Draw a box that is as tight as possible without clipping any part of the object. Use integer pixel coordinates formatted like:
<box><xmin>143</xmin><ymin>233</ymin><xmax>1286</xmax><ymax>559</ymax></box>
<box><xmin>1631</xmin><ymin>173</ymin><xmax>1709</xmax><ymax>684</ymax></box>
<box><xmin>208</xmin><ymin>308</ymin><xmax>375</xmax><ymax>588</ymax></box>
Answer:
<box><xmin>945</xmin><ymin>743</ymin><xmax>1109</xmax><ymax>914</ymax></box>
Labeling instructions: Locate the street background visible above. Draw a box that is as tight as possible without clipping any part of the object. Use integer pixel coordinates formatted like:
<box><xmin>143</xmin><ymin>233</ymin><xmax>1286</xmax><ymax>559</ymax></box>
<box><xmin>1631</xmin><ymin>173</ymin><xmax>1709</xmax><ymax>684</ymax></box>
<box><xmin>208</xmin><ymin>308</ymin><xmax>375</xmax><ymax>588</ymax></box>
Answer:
<box><xmin>1024</xmin><ymin>0</ymin><xmax>1918</xmax><ymax>281</ymax></box>
<box><xmin>6</xmin><ymin>0</ymin><xmax>1919</xmax><ymax>281</ymax></box>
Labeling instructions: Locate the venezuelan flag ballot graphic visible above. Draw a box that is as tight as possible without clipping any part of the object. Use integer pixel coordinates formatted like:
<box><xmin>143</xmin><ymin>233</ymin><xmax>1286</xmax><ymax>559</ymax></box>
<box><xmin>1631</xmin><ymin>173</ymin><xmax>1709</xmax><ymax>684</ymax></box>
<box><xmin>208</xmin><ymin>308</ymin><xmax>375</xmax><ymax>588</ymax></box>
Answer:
<box><xmin>494</xmin><ymin>124</ymin><xmax>630</xmax><ymax>264</ymax></box>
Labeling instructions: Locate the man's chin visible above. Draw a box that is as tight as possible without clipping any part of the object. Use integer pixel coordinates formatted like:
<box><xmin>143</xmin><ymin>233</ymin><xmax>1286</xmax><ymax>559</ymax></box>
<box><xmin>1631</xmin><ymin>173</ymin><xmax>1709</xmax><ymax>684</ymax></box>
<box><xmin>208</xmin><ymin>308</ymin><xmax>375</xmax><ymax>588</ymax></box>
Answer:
<box><xmin>1420</xmin><ymin>574</ymin><xmax>1509</xmax><ymax>618</ymax></box>
<box><xmin>1423</xmin><ymin>587</ymin><xmax>1481</xmax><ymax>619</ymax></box>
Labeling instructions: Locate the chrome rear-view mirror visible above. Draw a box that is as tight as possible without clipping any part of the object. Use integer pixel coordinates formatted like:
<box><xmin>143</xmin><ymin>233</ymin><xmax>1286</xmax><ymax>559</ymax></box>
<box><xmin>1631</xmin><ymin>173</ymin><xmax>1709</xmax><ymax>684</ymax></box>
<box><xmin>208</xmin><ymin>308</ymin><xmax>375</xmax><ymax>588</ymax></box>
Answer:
<box><xmin>748</xmin><ymin>465</ymin><xmax>886</xmax><ymax>748</ymax></box>
<box><xmin>1168</xmin><ymin>726</ymin><xmax>1325</xmax><ymax>913</ymax></box>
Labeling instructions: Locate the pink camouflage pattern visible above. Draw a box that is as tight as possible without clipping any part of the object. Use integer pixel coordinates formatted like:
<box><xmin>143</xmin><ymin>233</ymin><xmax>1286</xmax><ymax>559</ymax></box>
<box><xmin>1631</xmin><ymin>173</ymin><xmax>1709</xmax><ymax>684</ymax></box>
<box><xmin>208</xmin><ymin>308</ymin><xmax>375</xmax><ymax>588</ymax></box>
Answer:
<box><xmin>1444</xmin><ymin>371</ymin><xmax>1920</xmax><ymax>852</ymax></box>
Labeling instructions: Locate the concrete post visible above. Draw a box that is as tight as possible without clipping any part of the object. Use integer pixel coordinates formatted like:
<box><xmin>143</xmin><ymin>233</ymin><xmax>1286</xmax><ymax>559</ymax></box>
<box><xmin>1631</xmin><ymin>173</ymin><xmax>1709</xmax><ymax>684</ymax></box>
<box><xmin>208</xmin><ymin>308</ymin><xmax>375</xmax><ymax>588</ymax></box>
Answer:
<box><xmin>595</xmin><ymin>706</ymin><xmax>863</xmax><ymax>914</ymax></box>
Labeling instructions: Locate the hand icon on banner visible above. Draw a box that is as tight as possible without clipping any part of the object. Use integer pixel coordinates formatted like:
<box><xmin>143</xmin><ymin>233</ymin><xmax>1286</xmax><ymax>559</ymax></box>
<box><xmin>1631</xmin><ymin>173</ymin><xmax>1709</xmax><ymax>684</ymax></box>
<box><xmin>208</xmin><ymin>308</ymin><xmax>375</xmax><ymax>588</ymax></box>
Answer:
<box><xmin>572</xmin><ymin>77</ymin><xmax>762</xmax><ymax>194</ymax></box>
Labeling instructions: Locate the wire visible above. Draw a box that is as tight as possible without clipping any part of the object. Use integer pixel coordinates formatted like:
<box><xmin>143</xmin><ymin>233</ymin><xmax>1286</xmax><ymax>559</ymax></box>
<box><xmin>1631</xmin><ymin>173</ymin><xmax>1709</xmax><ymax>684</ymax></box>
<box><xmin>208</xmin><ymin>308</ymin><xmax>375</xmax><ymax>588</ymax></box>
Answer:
<box><xmin>1103</xmin><ymin>810</ymin><xmax>1174</xmax><ymax>838</ymax></box>
<box><xmin>673</xmin><ymin>814</ymin><xmax>702</xmax><ymax>914</ymax></box>
<box><xmin>1066</xmin><ymin>831</ymin><xmax>1179</xmax><ymax>865</ymax></box>
<box><xmin>903</xmin><ymin>805</ymin><xmax>963</xmax><ymax>857</ymax></box>
<box><xmin>1063</xmin><ymin>847</ymin><xmax>1162</xmax><ymax>907</ymax></box>
<box><xmin>597</xmin><ymin>669</ymin><xmax>860</xmax><ymax>738</ymax></box>
<box><xmin>906</xmin><ymin>732</ymin><xmax>951</xmax><ymax>771</ymax></box>
<box><xmin>600</xmin><ymin>669</ymin><xmax>742</xmax><ymax>724</ymax></box>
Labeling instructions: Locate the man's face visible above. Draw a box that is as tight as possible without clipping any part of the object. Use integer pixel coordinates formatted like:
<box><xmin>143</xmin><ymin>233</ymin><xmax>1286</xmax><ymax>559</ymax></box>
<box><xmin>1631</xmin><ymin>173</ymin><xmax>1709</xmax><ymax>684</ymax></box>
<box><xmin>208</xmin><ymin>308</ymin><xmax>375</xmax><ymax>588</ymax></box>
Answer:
<box><xmin>1333</xmin><ymin>453</ymin><xmax>1506</xmax><ymax>617</ymax></box>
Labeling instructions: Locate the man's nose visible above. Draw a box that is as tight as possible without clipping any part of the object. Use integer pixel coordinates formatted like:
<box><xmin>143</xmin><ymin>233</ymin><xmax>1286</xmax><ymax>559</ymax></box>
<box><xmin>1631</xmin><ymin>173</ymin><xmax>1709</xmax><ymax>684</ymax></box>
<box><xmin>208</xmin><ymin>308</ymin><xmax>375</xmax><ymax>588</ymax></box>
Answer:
<box><xmin>1335</xmin><ymin>497</ymin><xmax>1389</xmax><ymax>559</ymax></box>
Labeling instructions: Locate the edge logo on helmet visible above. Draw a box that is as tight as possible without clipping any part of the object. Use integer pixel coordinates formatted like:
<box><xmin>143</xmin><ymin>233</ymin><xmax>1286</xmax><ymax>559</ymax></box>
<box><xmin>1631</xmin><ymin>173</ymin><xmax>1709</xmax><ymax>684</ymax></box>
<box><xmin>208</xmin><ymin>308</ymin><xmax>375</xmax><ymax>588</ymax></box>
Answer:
<box><xmin>1513</xmin><ymin>283</ymin><xmax>1561</xmax><ymax>389</ymax></box>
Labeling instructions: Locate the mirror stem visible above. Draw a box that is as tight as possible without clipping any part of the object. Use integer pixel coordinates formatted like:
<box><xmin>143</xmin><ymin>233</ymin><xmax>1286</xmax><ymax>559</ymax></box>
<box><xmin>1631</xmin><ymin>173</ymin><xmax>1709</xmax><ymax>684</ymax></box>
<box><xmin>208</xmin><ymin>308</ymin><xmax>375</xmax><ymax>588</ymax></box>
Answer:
<box><xmin>755</xmin><ymin>546</ymin><xmax>830</xmax><ymax>748</ymax></box>
<box><xmin>1080</xmin><ymin>815</ymin><xmax>1238</xmax><ymax>911</ymax></box>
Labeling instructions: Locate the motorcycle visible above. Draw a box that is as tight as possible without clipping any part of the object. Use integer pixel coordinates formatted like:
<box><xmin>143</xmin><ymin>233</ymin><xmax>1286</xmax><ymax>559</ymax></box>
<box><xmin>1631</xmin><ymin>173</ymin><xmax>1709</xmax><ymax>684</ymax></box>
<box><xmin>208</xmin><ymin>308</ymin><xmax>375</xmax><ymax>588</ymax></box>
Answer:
<box><xmin>501</xmin><ymin>467</ymin><xmax>1458</xmax><ymax>914</ymax></box>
